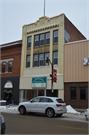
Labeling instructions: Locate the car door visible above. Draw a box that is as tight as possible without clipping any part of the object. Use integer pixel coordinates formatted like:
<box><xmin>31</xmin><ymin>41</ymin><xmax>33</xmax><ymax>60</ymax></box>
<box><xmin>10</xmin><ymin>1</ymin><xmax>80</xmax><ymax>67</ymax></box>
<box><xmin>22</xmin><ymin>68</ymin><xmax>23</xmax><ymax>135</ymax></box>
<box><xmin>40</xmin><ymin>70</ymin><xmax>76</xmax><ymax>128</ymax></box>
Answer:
<box><xmin>27</xmin><ymin>97</ymin><xmax>40</xmax><ymax>112</ymax></box>
<box><xmin>37</xmin><ymin>98</ymin><xmax>51</xmax><ymax>113</ymax></box>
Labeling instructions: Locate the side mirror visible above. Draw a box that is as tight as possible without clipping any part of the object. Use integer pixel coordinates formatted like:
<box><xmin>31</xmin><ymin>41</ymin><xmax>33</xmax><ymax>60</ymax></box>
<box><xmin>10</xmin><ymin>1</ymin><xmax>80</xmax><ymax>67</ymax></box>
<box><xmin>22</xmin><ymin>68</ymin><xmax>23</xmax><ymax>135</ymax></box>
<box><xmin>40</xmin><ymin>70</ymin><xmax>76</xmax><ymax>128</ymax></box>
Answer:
<box><xmin>30</xmin><ymin>100</ymin><xmax>32</xmax><ymax>103</ymax></box>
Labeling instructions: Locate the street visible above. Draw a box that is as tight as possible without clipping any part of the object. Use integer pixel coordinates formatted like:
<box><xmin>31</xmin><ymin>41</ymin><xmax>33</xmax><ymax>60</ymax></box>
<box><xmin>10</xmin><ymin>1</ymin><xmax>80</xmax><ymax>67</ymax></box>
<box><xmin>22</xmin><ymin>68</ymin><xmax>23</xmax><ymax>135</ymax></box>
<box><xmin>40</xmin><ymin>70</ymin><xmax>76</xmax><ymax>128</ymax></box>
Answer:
<box><xmin>2</xmin><ymin>112</ymin><xmax>88</xmax><ymax>134</ymax></box>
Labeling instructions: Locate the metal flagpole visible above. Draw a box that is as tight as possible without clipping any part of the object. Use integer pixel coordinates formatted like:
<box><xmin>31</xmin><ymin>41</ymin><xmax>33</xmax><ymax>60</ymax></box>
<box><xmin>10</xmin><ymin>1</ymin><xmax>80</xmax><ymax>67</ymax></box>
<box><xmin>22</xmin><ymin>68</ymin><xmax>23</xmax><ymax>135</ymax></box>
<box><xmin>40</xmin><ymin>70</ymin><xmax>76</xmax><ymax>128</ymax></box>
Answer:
<box><xmin>44</xmin><ymin>0</ymin><xmax>45</xmax><ymax>16</ymax></box>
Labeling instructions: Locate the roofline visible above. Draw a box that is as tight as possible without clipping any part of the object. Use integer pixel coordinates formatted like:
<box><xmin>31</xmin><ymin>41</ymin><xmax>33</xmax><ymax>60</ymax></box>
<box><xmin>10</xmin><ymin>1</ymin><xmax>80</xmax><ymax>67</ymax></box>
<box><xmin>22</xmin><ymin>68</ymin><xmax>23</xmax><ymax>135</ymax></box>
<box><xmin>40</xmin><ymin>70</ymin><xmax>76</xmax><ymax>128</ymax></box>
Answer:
<box><xmin>65</xmin><ymin>39</ymin><xmax>89</xmax><ymax>45</ymax></box>
<box><xmin>23</xmin><ymin>13</ymin><xmax>65</xmax><ymax>27</ymax></box>
<box><xmin>0</xmin><ymin>42</ymin><xmax>22</xmax><ymax>49</ymax></box>
<box><xmin>0</xmin><ymin>39</ymin><xmax>22</xmax><ymax>46</ymax></box>
<box><xmin>0</xmin><ymin>40</ymin><xmax>22</xmax><ymax>49</ymax></box>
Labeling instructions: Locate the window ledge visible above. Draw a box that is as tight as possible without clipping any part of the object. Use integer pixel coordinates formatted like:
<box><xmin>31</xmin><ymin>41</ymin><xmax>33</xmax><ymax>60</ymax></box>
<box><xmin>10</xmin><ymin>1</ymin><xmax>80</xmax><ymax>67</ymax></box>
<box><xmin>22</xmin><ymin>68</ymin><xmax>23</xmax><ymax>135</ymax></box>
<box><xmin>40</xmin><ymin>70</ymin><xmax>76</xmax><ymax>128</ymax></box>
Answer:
<box><xmin>1</xmin><ymin>72</ymin><xmax>12</xmax><ymax>74</ymax></box>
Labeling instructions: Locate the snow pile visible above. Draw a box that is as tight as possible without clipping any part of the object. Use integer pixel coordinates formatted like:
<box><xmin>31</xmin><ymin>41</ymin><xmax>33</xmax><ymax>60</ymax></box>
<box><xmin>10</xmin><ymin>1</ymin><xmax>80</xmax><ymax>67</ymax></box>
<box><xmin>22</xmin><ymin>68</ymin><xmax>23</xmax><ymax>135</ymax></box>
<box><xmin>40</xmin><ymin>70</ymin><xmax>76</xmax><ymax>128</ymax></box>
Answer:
<box><xmin>0</xmin><ymin>100</ymin><xmax>6</xmax><ymax>102</ymax></box>
<box><xmin>0</xmin><ymin>105</ymin><xmax>18</xmax><ymax>113</ymax></box>
<box><xmin>66</xmin><ymin>105</ymin><xmax>80</xmax><ymax>114</ymax></box>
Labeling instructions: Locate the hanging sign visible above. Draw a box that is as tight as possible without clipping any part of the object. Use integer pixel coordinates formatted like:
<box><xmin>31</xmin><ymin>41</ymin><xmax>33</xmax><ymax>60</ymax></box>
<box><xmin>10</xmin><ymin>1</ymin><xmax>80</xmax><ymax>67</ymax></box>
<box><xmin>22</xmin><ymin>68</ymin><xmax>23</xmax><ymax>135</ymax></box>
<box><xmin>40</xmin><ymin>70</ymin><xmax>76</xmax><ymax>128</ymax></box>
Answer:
<box><xmin>53</xmin><ymin>69</ymin><xmax>57</xmax><ymax>83</ymax></box>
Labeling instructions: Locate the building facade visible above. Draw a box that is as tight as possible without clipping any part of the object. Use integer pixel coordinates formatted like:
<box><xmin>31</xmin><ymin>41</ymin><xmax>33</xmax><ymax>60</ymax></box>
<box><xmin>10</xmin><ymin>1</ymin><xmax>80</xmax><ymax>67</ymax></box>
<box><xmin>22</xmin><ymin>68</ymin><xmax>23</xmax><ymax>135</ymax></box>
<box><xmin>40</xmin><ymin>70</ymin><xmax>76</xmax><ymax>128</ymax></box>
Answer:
<box><xmin>0</xmin><ymin>40</ymin><xmax>22</xmax><ymax>104</ymax></box>
<box><xmin>19</xmin><ymin>14</ymin><xmax>86</xmax><ymax>102</ymax></box>
<box><xmin>64</xmin><ymin>40</ymin><xmax>89</xmax><ymax>109</ymax></box>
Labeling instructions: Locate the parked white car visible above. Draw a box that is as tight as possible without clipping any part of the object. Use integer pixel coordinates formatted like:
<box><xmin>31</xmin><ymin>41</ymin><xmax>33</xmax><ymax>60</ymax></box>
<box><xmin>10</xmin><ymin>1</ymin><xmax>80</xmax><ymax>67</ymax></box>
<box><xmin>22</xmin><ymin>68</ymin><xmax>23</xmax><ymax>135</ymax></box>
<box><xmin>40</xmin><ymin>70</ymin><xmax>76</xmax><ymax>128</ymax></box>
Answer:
<box><xmin>18</xmin><ymin>96</ymin><xmax>67</xmax><ymax>118</ymax></box>
<box><xmin>85</xmin><ymin>108</ymin><xmax>89</xmax><ymax>121</ymax></box>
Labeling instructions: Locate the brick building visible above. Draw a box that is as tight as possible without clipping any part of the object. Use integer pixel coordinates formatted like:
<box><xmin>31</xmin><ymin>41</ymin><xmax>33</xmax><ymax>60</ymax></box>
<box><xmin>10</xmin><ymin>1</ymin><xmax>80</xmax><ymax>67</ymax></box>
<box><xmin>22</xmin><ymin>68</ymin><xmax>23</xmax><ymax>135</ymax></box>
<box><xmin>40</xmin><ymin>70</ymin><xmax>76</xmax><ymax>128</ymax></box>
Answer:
<box><xmin>0</xmin><ymin>40</ymin><xmax>22</xmax><ymax>104</ymax></box>
<box><xmin>19</xmin><ymin>14</ymin><xmax>86</xmax><ymax>102</ymax></box>
<box><xmin>64</xmin><ymin>40</ymin><xmax>89</xmax><ymax>109</ymax></box>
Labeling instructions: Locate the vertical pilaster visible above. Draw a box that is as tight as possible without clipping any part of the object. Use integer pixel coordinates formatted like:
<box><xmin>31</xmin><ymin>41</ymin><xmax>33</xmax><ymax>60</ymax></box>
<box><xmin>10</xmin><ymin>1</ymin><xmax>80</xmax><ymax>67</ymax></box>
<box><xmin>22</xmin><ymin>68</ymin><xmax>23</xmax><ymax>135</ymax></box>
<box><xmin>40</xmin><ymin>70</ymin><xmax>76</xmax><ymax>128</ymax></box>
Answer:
<box><xmin>30</xmin><ymin>34</ymin><xmax>34</xmax><ymax>68</ymax></box>
<box><xmin>50</xmin><ymin>30</ymin><xmax>53</xmax><ymax>64</ymax></box>
<box><xmin>20</xmin><ymin>26</ymin><xmax>27</xmax><ymax>77</ymax></box>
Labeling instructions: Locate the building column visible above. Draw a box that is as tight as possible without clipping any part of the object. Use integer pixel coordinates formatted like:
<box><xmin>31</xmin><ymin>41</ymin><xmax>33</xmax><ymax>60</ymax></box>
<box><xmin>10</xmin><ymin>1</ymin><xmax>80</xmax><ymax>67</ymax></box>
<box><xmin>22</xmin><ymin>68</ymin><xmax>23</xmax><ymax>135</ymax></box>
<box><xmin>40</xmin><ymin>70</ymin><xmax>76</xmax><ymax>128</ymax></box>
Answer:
<box><xmin>58</xmin><ymin>89</ymin><xmax>64</xmax><ymax>100</ymax></box>
<box><xmin>30</xmin><ymin>34</ymin><xmax>34</xmax><ymax>68</ymax></box>
<box><xmin>50</xmin><ymin>30</ymin><xmax>53</xmax><ymax>64</ymax></box>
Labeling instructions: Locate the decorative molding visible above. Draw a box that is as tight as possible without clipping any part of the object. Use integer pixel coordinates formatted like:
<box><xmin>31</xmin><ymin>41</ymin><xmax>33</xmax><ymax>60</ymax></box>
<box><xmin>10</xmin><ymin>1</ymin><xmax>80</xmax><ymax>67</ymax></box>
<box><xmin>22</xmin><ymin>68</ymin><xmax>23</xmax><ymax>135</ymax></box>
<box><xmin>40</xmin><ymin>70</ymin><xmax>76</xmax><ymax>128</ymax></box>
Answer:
<box><xmin>0</xmin><ymin>58</ymin><xmax>13</xmax><ymax>63</ymax></box>
<box><xmin>27</xmin><ymin>23</ymin><xmax>59</xmax><ymax>34</ymax></box>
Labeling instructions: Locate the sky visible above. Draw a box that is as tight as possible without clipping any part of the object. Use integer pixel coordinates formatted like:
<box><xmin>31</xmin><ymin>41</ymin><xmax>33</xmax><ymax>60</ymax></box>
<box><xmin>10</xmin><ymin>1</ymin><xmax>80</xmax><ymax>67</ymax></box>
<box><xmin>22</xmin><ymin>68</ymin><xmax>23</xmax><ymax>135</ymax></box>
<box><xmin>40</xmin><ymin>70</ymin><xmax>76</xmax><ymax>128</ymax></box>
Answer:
<box><xmin>0</xmin><ymin>0</ymin><xmax>89</xmax><ymax>45</ymax></box>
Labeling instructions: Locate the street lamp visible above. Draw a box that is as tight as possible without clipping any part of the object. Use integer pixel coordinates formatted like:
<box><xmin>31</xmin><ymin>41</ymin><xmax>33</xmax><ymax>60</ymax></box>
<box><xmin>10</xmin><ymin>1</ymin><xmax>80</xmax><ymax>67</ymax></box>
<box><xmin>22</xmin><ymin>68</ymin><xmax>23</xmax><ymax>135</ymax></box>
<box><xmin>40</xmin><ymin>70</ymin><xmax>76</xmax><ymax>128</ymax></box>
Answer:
<box><xmin>46</xmin><ymin>57</ymin><xmax>54</xmax><ymax>97</ymax></box>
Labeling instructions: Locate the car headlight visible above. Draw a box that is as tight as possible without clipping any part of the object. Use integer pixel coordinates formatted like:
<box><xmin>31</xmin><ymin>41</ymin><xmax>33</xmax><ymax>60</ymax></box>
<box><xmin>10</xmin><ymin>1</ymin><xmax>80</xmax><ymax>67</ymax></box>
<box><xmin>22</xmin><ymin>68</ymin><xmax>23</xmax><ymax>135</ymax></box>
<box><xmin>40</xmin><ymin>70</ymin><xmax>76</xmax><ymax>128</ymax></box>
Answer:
<box><xmin>1</xmin><ymin>115</ymin><xmax>5</xmax><ymax>124</ymax></box>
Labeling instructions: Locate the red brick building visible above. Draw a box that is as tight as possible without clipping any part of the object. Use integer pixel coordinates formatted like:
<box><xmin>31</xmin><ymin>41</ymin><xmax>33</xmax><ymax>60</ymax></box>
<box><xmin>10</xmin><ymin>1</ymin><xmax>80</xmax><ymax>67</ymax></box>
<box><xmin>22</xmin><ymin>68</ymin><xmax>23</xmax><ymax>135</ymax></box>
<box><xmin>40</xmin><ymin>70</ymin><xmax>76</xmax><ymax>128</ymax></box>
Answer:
<box><xmin>0</xmin><ymin>40</ymin><xmax>22</xmax><ymax>104</ymax></box>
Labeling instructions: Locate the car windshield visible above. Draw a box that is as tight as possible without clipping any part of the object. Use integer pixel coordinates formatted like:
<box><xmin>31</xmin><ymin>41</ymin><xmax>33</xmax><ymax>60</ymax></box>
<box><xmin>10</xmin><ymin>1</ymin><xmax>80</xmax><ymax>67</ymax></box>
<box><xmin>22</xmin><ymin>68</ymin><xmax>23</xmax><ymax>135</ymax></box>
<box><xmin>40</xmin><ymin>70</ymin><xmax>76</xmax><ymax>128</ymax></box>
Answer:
<box><xmin>56</xmin><ymin>99</ymin><xmax>64</xmax><ymax>103</ymax></box>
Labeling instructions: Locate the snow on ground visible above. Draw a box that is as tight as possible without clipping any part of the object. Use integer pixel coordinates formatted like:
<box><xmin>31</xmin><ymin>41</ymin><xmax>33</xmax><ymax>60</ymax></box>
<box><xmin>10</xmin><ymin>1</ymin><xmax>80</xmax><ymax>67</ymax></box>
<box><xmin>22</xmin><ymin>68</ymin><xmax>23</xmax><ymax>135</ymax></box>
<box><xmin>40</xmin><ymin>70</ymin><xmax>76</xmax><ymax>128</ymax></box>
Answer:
<box><xmin>66</xmin><ymin>105</ymin><xmax>80</xmax><ymax>114</ymax></box>
<box><xmin>0</xmin><ymin>103</ymin><xmax>85</xmax><ymax>120</ymax></box>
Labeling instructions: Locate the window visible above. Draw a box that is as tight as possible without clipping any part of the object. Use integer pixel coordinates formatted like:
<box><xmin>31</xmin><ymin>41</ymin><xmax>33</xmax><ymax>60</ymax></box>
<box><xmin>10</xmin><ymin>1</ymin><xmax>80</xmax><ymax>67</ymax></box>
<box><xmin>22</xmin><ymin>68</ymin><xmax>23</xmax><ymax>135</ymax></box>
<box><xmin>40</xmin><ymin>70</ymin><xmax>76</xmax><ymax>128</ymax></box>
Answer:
<box><xmin>8</xmin><ymin>61</ymin><xmax>12</xmax><ymax>72</ymax></box>
<box><xmin>34</xmin><ymin>32</ymin><xmax>50</xmax><ymax>47</ymax></box>
<box><xmin>27</xmin><ymin>36</ymin><xmax>31</xmax><ymax>48</ymax></box>
<box><xmin>26</xmin><ymin>55</ymin><xmax>30</xmax><ymax>68</ymax></box>
<box><xmin>39</xmin><ymin>54</ymin><xmax>44</xmax><ymax>66</ymax></box>
<box><xmin>80</xmin><ymin>87</ymin><xmax>86</xmax><ymax>100</ymax></box>
<box><xmin>40</xmin><ymin>34</ymin><xmax>45</xmax><ymax>46</ymax></box>
<box><xmin>2</xmin><ymin>62</ymin><xmax>6</xmax><ymax>73</ymax></box>
<box><xmin>53</xmin><ymin>51</ymin><xmax>58</xmax><ymax>65</ymax></box>
<box><xmin>56</xmin><ymin>99</ymin><xmax>64</xmax><ymax>103</ymax></box>
<box><xmin>34</xmin><ymin>35</ymin><xmax>39</xmax><ymax>47</ymax></box>
<box><xmin>71</xmin><ymin>87</ymin><xmax>76</xmax><ymax>99</ymax></box>
<box><xmin>34</xmin><ymin>54</ymin><xmax>38</xmax><ymax>67</ymax></box>
<box><xmin>40</xmin><ymin>98</ymin><xmax>53</xmax><ymax>102</ymax></box>
<box><xmin>45</xmin><ymin>53</ymin><xmax>49</xmax><ymax>65</ymax></box>
<box><xmin>31</xmin><ymin>97</ymin><xmax>40</xmax><ymax>102</ymax></box>
<box><xmin>46</xmin><ymin>32</ymin><xmax>50</xmax><ymax>45</ymax></box>
<box><xmin>53</xmin><ymin>30</ymin><xmax>58</xmax><ymax>43</ymax></box>
<box><xmin>33</xmin><ymin>53</ymin><xmax>50</xmax><ymax>67</ymax></box>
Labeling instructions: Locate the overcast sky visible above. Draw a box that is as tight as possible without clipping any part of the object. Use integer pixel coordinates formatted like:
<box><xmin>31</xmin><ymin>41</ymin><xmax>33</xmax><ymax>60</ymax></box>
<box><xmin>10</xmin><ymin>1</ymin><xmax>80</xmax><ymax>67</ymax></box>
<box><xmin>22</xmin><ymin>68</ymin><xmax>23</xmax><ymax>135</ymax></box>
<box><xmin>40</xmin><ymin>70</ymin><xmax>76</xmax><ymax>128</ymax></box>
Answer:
<box><xmin>0</xmin><ymin>0</ymin><xmax>89</xmax><ymax>44</ymax></box>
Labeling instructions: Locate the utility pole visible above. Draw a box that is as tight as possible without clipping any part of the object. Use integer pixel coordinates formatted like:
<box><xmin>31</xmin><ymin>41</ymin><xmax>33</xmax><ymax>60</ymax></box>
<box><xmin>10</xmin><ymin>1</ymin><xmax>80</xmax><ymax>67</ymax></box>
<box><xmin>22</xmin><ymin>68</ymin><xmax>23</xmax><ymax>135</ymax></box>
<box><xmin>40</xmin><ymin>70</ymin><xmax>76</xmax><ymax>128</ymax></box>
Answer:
<box><xmin>46</xmin><ymin>57</ymin><xmax>54</xmax><ymax>97</ymax></box>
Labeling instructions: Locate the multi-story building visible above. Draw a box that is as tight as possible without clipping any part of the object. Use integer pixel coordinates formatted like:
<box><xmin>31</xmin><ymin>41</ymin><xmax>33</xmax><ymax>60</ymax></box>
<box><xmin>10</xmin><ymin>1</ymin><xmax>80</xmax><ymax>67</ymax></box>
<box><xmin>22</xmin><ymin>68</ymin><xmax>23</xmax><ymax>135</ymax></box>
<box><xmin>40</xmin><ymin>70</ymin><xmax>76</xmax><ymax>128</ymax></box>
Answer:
<box><xmin>0</xmin><ymin>40</ymin><xmax>22</xmax><ymax>104</ymax></box>
<box><xmin>64</xmin><ymin>40</ymin><xmax>89</xmax><ymax>109</ymax></box>
<box><xmin>19</xmin><ymin>13</ymin><xmax>86</xmax><ymax>102</ymax></box>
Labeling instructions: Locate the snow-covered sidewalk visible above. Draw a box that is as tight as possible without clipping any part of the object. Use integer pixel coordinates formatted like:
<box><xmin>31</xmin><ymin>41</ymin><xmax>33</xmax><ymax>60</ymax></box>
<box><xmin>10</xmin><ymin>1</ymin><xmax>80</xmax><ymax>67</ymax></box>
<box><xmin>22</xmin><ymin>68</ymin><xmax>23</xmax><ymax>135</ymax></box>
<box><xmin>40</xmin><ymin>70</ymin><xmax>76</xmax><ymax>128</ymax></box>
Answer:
<box><xmin>0</xmin><ymin>104</ymin><xmax>85</xmax><ymax>120</ymax></box>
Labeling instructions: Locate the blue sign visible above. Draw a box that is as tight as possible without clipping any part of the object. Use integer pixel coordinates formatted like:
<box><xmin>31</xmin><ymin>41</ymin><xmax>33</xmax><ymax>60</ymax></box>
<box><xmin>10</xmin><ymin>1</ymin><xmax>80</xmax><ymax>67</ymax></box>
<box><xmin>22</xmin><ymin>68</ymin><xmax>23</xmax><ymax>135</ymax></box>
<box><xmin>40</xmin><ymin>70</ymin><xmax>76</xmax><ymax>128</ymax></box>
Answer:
<box><xmin>32</xmin><ymin>77</ymin><xmax>47</xmax><ymax>89</ymax></box>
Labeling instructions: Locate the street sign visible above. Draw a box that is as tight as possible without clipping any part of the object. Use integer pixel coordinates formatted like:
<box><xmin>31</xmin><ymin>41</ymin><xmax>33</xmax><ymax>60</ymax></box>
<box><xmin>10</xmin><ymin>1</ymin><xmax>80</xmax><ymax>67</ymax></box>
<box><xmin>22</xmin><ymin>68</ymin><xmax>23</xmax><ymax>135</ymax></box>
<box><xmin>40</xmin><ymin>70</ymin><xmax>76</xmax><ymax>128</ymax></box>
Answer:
<box><xmin>53</xmin><ymin>69</ymin><xmax>57</xmax><ymax>83</ymax></box>
<box><xmin>32</xmin><ymin>77</ymin><xmax>47</xmax><ymax>89</ymax></box>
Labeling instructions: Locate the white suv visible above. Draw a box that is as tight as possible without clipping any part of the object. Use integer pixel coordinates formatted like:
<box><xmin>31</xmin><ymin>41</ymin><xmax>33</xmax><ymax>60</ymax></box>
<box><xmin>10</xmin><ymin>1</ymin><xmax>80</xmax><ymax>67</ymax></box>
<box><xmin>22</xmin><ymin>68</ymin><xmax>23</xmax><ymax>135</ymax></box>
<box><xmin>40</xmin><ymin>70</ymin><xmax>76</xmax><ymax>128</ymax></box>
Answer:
<box><xmin>18</xmin><ymin>96</ymin><xmax>67</xmax><ymax>118</ymax></box>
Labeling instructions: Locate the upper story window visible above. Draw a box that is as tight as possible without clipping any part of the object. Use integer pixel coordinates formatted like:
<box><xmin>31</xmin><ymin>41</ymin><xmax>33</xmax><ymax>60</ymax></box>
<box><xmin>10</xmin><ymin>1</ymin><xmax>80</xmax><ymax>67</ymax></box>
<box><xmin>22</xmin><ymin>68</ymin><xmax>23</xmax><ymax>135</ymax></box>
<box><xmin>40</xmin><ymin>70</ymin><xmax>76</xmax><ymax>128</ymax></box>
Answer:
<box><xmin>46</xmin><ymin>32</ymin><xmax>50</xmax><ymax>45</ymax></box>
<box><xmin>26</xmin><ymin>55</ymin><xmax>30</xmax><ymax>68</ymax></box>
<box><xmin>34</xmin><ymin>54</ymin><xmax>38</xmax><ymax>67</ymax></box>
<box><xmin>53</xmin><ymin>30</ymin><xmax>58</xmax><ymax>43</ymax></box>
<box><xmin>33</xmin><ymin>53</ymin><xmax>49</xmax><ymax>67</ymax></box>
<box><xmin>45</xmin><ymin>53</ymin><xmax>49</xmax><ymax>65</ymax></box>
<box><xmin>34</xmin><ymin>35</ymin><xmax>39</xmax><ymax>47</ymax></box>
<box><xmin>2</xmin><ymin>62</ymin><xmax>6</xmax><ymax>73</ymax></box>
<box><xmin>8</xmin><ymin>61</ymin><xmax>12</xmax><ymax>72</ymax></box>
<box><xmin>27</xmin><ymin>36</ymin><xmax>31</xmax><ymax>48</ymax></box>
<box><xmin>53</xmin><ymin>51</ymin><xmax>58</xmax><ymax>65</ymax></box>
<box><xmin>40</xmin><ymin>34</ymin><xmax>45</xmax><ymax>46</ymax></box>
<box><xmin>34</xmin><ymin>32</ymin><xmax>50</xmax><ymax>47</ymax></box>
<box><xmin>39</xmin><ymin>54</ymin><xmax>44</xmax><ymax>66</ymax></box>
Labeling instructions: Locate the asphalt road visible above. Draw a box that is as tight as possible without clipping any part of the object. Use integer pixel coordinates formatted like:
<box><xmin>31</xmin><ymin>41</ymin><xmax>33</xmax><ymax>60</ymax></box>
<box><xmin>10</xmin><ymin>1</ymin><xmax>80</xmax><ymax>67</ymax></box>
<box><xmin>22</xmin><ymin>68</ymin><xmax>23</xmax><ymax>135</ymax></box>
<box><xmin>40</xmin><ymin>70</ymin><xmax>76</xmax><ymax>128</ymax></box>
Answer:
<box><xmin>2</xmin><ymin>112</ymin><xmax>89</xmax><ymax>134</ymax></box>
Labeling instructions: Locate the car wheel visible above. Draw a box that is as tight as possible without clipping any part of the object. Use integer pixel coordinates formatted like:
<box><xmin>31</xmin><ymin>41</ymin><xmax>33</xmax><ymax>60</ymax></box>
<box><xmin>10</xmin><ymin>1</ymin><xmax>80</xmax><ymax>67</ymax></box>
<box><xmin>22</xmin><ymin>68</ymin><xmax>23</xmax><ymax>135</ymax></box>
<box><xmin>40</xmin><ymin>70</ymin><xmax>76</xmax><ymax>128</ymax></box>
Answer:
<box><xmin>56</xmin><ymin>113</ymin><xmax>63</xmax><ymax>117</ymax></box>
<box><xmin>46</xmin><ymin>108</ymin><xmax>54</xmax><ymax>118</ymax></box>
<box><xmin>19</xmin><ymin>106</ymin><xmax>26</xmax><ymax>115</ymax></box>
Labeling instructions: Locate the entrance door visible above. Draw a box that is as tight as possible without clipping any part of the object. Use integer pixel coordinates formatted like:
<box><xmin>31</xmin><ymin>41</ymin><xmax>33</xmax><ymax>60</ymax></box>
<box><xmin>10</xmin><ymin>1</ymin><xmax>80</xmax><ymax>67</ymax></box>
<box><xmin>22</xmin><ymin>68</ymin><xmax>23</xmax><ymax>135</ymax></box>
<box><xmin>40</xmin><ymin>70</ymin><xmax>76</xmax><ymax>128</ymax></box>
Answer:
<box><xmin>3</xmin><ymin>89</ymin><xmax>13</xmax><ymax>103</ymax></box>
